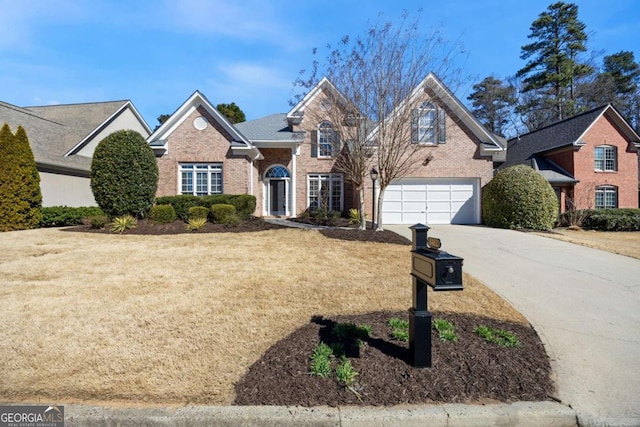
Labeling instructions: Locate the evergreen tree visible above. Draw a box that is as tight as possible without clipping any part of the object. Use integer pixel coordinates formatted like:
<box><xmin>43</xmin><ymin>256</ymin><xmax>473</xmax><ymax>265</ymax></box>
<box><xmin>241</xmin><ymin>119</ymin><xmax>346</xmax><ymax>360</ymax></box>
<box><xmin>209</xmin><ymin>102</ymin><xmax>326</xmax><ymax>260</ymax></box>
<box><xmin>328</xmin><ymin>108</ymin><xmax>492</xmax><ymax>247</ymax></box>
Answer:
<box><xmin>91</xmin><ymin>130</ymin><xmax>158</xmax><ymax>218</ymax></box>
<box><xmin>0</xmin><ymin>124</ymin><xmax>42</xmax><ymax>231</ymax></box>
<box><xmin>467</xmin><ymin>76</ymin><xmax>516</xmax><ymax>137</ymax></box>
<box><xmin>516</xmin><ymin>2</ymin><xmax>593</xmax><ymax>127</ymax></box>
<box><xmin>216</xmin><ymin>102</ymin><xmax>246</xmax><ymax>124</ymax></box>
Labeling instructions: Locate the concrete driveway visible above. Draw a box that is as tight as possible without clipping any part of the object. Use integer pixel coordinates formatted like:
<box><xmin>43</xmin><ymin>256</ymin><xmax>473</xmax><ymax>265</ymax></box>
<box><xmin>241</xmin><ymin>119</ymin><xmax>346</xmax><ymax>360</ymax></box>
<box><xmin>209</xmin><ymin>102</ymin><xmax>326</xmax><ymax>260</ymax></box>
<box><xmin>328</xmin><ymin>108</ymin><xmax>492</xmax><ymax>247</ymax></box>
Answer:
<box><xmin>387</xmin><ymin>224</ymin><xmax>640</xmax><ymax>427</ymax></box>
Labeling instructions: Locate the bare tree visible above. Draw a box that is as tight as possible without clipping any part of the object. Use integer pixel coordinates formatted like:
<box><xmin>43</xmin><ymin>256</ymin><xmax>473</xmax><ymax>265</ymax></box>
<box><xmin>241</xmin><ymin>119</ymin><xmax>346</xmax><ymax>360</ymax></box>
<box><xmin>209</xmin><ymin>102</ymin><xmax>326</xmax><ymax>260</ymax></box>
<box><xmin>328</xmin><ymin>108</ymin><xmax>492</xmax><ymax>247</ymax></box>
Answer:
<box><xmin>294</xmin><ymin>9</ymin><xmax>465</xmax><ymax>230</ymax></box>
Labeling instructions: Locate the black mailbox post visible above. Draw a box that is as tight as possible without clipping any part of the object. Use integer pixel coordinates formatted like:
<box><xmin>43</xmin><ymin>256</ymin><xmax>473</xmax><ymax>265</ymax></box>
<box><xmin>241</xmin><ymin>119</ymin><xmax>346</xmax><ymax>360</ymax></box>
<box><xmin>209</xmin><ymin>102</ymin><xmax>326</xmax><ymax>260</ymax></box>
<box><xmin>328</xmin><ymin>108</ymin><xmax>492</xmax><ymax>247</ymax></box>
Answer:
<box><xmin>409</xmin><ymin>223</ymin><xmax>464</xmax><ymax>368</ymax></box>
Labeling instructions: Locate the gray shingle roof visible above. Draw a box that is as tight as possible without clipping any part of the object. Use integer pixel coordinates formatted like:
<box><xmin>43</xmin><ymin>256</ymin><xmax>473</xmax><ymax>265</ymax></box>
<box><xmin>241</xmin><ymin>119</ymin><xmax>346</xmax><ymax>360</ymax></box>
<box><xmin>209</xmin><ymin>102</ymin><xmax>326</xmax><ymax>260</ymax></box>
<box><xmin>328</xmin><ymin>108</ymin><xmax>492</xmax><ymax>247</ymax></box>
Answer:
<box><xmin>533</xmin><ymin>157</ymin><xmax>578</xmax><ymax>184</ymax></box>
<box><xmin>234</xmin><ymin>113</ymin><xmax>303</xmax><ymax>141</ymax></box>
<box><xmin>0</xmin><ymin>100</ymin><xmax>131</xmax><ymax>173</ymax></box>
<box><xmin>503</xmin><ymin>105</ymin><xmax>608</xmax><ymax>168</ymax></box>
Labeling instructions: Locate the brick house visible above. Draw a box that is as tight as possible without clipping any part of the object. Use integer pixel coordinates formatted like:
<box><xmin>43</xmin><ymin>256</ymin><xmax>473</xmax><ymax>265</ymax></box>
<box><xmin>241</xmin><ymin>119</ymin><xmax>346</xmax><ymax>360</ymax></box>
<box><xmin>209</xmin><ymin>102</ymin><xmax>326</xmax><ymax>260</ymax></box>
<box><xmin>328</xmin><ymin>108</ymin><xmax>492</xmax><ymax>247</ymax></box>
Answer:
<box><xmin>501</xmin><ymin>105</ymin><xmax>640</xmax><ymax>213</ymax></box>
<box><xmin>147</xmin><ymin>73</ymin><xmax>505</xmax><ymax>224</ymax></box>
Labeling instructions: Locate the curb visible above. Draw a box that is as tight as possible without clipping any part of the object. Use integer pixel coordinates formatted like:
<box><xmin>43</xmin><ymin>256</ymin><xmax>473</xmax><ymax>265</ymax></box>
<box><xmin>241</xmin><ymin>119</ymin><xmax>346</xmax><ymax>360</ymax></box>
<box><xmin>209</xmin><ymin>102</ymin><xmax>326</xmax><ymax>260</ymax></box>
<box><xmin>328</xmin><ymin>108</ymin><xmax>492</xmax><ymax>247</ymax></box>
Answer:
<box><xmin>63</xmin><ymin>402</ymin><xmax>577</xmax><ymax>426</ymax></box>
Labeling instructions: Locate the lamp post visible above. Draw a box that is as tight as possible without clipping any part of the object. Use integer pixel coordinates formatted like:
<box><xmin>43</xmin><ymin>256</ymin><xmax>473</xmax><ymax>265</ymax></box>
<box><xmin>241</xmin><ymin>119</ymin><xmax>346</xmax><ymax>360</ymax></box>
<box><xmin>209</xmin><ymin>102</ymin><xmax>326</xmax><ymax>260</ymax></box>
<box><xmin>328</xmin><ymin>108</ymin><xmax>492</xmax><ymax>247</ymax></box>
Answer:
<box><xmin>369</xmin><ymin>168</ymin><xmax>378</xmax><ymax>229</ymax></box>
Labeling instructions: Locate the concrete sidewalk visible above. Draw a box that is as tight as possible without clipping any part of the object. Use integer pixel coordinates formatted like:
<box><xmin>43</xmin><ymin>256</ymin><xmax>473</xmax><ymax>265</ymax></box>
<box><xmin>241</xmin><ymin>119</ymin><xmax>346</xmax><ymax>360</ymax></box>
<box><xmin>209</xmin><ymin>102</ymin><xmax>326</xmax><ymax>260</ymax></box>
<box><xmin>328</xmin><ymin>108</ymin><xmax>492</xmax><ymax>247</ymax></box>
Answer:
<box><xmin>62</xmin><ymin>401</ymin><xmax>576</xmax><ymax>426</ymax></box>
<box><xmin>388</xmin><ymin>224</ymin><xmax>640</xmax><ymax>427</ymax></box>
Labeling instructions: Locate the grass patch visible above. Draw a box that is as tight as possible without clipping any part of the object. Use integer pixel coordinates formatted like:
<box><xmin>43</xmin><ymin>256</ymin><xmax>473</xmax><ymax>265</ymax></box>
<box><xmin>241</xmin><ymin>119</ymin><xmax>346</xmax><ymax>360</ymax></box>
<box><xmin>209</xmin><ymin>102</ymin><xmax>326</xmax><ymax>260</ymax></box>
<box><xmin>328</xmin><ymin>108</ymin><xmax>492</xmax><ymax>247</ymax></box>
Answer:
<box><xmin>433</xmin><ymin>318</ymin><xmax>458</xmax><ymax>342</ymax></box>
<box><xmin>388</xmin><ymin>317</ymin><xmax>409</xmax><ymax>342</ymax></box>
<box><xmin>309</xmin><ymin>342</ymin><xmax>333</xmax><ymax>378</ymax></box>
<box><xmin>475</xmin><ymin>325</ymin><xmax>520</xmax><ymax>347</ymax></box>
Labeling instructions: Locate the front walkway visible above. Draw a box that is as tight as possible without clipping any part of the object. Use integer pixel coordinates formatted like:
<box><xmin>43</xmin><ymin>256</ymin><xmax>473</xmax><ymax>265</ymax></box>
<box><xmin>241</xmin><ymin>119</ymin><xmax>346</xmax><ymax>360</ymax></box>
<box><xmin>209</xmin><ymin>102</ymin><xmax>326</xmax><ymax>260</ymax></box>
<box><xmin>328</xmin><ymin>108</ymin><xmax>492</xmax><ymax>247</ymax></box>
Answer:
<box><xmin>387</xmin><ymin>224</ymin><xmax>640</xmax><ymax>427</ymax></box>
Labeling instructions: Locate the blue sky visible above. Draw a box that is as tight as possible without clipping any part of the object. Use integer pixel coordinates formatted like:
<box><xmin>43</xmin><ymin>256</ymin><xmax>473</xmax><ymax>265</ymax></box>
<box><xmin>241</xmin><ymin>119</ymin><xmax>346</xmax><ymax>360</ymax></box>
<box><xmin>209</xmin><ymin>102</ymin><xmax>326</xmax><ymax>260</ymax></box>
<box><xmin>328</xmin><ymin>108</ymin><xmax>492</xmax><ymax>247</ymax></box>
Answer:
<box><xmin>1</xmin><ymin>0</ymin><xmax>638</xmax><ymax>127</ymax></box>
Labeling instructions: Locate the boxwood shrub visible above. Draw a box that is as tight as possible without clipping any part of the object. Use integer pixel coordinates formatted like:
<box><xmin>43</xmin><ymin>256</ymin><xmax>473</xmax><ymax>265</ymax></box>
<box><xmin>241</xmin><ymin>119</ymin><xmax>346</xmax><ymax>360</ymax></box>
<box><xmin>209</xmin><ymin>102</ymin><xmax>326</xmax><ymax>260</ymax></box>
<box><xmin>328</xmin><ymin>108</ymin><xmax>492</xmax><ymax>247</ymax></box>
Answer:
<box><xmin>211</xmin><ymin>204</ymin><xmax>237</xmax><ymax>224</ymax></box>
<box><xmin>188</xmin><ymin>206</ymin><xmax>210</xmax><ymax>220</ymax></box>
<box><xmin>482</xmin><ymin>165</ymin><xmax>557</xmax><ymax>231</ymax></box>
<box><xmin>581</xmin><ymin>208</ymin><xmax>640</xmax><ymax>231</ymax></box>
<box><xmin>40</xmin><ymin>206</ymin><xmax>105</xmax><ymax>227</ymax></box>
<box><xmin>155</xmin><ymin>194</ymin><xmax>256</xmax><ymax>221</ymax></box>
<box><xmin>149</xmin><ymin>204</ymin><xmax>177</xmax><ymax>223</ymax></box>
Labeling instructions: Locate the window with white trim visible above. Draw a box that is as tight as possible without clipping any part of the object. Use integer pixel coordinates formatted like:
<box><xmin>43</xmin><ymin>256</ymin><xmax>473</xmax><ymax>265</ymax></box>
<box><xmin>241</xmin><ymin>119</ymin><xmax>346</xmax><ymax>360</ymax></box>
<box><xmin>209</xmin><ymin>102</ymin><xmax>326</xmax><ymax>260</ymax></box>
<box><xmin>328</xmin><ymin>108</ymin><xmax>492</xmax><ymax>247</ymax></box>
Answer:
<box><xmin>180</xmin><ymin>164</ymin><xmax>223</xmax><ymax>196</ymax></box>
<box><xmin>595</xmin><ymin>186</ymin><xmax>617</xmax><ymax>209</ymax></box>
<box><xmin>308</xmin><ymin>174</ymin><xmax>343</xmax><ymax>211</ymax></box>
<box><xmin>318</xmin><ymin>121</ymin><xmax>335</xmax><ymax>157</ymax></box>
<box><xmin>594</xmin><ymin>145</ymin><xmax>617</xmax><ymax>171</ymax></box>
<box><xmin>411</xmin><ymin>101</ymin><xmax>446</xmax><ymax>144</ymax></box>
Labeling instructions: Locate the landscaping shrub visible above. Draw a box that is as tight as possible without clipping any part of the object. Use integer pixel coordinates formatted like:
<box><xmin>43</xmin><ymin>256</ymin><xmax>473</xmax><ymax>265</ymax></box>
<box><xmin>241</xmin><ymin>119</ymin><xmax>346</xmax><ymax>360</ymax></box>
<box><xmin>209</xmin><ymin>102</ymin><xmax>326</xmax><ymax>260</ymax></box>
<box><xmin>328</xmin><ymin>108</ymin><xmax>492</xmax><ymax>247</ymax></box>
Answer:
<box><xmin>0</xmin><ymin>124</ymin><xmax>42</xmax><ymax>231</ymax></box>
<box><xmin>88</xmin><ymin>215</ymin><xmax>109</xmax><ymax>229</ymax></box>
<box><xmin>91</xmin><ymin>130</ymin><xmax>158</xmax><ymax>218</ymax></box>
<box><xmin>155</xmin><ymin>194</ymin><xmax>256</xmax><ymax>221</ymax></box>
<box><xmin>110</xmin><ymin>214</ymin><xmax>137</xmax><ymax>233</ymax></box>
<box><xmin>482</xmin><ymin>165</ymin><xmax>557</xmax><ymax>230</ymax></box>
<box><xmin>229</xmin><ymin>194</ymin><xmax>257</xmax><ymax>219</ymax></box>
<box><xmin>211</xmin><ymin>204</ymin><xmax>237</xmax><ymax>224</ymax></box>
<box><xmin>40</xmin><ymin>206</ymin><xmax>104</xmax><ymax>227</ymax></box>
<box><xmin>149</xmin><ymin>204</ymin><xmax>177</xmax><ymax>224</ymax></box>
<box><xmin>581</xmin><ymin>208</ymin><xmax>640</xmax><ymax>231</ymax></box>
<box><xmin>188</xmin><ymin>206</ymin><xmax>210</xmax><ymax>220</ymax></box>
<box><xmin>155</xmin><ymin>195</ymin><xmax>200</xmax><ymax>221</ymax></box>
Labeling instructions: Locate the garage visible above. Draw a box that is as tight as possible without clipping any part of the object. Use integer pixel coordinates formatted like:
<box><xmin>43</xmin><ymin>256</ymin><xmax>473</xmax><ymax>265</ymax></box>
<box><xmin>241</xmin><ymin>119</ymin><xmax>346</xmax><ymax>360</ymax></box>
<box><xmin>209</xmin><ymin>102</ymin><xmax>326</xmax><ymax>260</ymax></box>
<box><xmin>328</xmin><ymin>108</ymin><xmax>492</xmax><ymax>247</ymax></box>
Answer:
<box><xmin>381</xmin><ymin>178</ymin><xmax>480</xmax><ymax>225</ymax></box>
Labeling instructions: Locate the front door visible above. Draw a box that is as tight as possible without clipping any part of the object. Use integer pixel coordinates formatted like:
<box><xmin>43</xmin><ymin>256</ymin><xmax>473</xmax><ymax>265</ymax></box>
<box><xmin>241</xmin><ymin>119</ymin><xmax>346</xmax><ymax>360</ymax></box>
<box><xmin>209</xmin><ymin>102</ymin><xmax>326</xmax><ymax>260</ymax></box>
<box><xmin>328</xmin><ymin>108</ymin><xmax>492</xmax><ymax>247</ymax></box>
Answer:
<box><xmin>269</xmin><ymin>179</ymin><xmax>286</xmax><ymax>215</ymax></box>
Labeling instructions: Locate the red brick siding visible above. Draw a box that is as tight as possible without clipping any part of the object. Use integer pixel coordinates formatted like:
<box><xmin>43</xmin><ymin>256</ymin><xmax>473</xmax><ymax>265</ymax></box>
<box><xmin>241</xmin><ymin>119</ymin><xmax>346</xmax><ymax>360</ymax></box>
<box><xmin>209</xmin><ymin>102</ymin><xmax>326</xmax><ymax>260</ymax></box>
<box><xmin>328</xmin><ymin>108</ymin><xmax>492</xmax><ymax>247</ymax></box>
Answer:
<box><xmin>155</xmin><ymin>106</ymin><xmax>252</xmax><ymax>202</ymax></box>
<box><xmin>571</xmin><ymin>115</ymin><xmax>639</xmax><ymax>209</ymax></box>
<box><xmin>283</xmin><ymin>89</ymin><xmax>493</xmax><ymax>217</ymax></box>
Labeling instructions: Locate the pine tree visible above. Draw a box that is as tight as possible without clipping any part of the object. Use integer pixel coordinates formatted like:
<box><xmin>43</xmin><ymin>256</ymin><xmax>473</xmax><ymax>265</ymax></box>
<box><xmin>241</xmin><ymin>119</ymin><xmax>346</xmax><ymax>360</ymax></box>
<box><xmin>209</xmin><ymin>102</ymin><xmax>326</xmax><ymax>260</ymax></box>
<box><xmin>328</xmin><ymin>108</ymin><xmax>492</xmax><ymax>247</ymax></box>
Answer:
<box><xmin>467</xmin><ymin>76</ymin><xmax>516</xmax><ymax>137</ymax></box>
<box><xmin>516</xmin><ymin>2</ymin><xmax>593</xmax><ymax>127</ymax></box>
<box><xmin>0</xmin><ymin>124</ymin><xmax>42</xmax><ymax>231</ymax></box>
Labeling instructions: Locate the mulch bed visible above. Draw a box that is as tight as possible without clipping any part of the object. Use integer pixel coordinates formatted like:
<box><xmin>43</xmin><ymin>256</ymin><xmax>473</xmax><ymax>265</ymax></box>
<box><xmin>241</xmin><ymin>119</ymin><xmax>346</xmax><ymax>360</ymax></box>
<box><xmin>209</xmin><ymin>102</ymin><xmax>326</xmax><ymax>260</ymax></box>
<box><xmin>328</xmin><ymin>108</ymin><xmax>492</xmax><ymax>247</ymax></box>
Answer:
<box><xmin>233</xmin><ymin>311</ymin><xmax>552</xmax><ymax>407</ymax></box>
<box><xmin>63</xmin><ymin>217</ymin><xmax>288</xmax><ymax>235</ymax></box>
<box><xmin>63</xmin><ymin>217</ymin><xmax>412</xmax><ymax>245</ymax></box>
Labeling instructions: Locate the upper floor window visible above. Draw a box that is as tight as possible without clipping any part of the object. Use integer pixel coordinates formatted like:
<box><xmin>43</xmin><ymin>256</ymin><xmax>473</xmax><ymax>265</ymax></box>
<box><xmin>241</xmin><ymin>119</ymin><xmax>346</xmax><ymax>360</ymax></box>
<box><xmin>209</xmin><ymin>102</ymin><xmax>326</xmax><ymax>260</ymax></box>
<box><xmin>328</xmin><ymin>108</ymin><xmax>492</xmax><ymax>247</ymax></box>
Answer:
<box><xmin>180</xmin><ymin>163</ymin><xmax>222</xmax><ymax>196</ymax></box>
<box><xmin>312</xmin><ymin>121</ymin><xmax>340</xmax><ymax>158</ymax></box>
<box><xmin>594</xmin><ymin>145</ymin><xmax>617</xmax><ymax>171</ymax></box>
<box><xmin>595</xmin><ymin>185</ymin><xmax>617</xmax><ymax>209</ymax></box>
<box><xmin>411</xmin><ymin>101</ymin><xmax>446</xmax><ymax>144</ymax></box>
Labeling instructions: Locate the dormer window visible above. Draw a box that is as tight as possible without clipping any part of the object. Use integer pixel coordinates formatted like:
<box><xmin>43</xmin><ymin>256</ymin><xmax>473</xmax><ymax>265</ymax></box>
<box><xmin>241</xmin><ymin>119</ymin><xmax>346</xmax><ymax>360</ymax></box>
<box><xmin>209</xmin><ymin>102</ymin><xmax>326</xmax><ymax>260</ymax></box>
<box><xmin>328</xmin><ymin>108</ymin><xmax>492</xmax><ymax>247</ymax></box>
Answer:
<box><xmin>594</xmin><ymin>145</ymin><xmax>617</xmax><ymax>171</ymax></box>
<box><xmin>411</xmin><ymin>101</ymin><xmax>446</xmax><ymax>144</ymax></box>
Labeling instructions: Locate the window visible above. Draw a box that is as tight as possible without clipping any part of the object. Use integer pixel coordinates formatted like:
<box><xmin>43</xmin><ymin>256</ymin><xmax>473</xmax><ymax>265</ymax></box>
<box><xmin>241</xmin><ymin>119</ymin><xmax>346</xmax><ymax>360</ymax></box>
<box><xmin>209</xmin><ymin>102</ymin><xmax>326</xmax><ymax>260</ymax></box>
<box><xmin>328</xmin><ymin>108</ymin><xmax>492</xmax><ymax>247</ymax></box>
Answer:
<box><xmin>594</xmin><ymin>146</ymin><xmax>617</xmax><ymax>171</ymax></box>
<box><xmin>318</xmin><ymin>121</ymin><xmax>335</xmax><ymax>157</ymax></box>
<box><xmin>308</xmin><ymin>174</ymin><xmax>343</xmax><ymax>211</ymax></box>
<box><xmin>595</xmin><ymin>186</ymin><xmax>617</xmax><ymax>209</ymax></box>
<box><xmin>411</xmin><ymin>101</ymin><xmax>446</xmax><ymax>144</ymax></box>
<box><xmin>180</xmin><ymin>164</ymin><xmax>222</xmax><ymax>196</ymax></box>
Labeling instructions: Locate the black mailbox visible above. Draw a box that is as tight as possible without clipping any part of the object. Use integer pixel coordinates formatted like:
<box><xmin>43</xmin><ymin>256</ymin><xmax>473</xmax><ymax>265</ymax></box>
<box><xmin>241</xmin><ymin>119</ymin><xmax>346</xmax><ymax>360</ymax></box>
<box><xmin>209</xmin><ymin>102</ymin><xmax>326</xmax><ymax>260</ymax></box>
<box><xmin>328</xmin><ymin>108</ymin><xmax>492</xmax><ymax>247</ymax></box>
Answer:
<box><xmin>408</xmin><ymin>223</ymin><xmax>464</xmax><ymax>368</ymax></box>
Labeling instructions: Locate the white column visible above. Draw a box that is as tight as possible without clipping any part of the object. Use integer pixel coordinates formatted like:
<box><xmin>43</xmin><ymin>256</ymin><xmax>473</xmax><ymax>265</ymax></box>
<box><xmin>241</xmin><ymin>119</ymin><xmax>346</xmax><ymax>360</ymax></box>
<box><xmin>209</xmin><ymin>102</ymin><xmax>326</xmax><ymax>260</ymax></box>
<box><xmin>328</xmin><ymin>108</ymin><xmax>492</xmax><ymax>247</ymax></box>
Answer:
<box><xmin>291</xmin><ymin>146</ymin><xmax>297</xmax><ymax>217</ymax></box>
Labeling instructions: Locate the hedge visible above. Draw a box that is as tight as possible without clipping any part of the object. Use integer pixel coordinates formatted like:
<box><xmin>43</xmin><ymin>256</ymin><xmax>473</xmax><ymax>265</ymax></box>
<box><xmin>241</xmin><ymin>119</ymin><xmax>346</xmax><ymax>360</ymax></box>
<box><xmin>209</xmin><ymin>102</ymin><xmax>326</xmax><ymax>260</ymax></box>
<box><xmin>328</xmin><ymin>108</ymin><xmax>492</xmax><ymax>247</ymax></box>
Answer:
<box><xmin>40</xmin><ymin>206</ymin><xmax>105</xmax><ymax>227</ymax></box>
<box><xmin>155</xmin><ymin>194</ymin><xmax>256</xmax><ymax>221</ymax></box>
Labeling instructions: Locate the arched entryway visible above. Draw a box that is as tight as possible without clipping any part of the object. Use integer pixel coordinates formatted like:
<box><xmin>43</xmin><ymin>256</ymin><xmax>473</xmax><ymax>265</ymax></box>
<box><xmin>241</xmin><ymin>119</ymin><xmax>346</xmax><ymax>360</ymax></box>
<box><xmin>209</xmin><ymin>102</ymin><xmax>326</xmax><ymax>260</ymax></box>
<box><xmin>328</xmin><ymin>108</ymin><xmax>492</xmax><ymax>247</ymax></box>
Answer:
<box><xmin>264</xmin><ymin>165</ymin><xmax>291</xmax><ymax>216</ymax></box>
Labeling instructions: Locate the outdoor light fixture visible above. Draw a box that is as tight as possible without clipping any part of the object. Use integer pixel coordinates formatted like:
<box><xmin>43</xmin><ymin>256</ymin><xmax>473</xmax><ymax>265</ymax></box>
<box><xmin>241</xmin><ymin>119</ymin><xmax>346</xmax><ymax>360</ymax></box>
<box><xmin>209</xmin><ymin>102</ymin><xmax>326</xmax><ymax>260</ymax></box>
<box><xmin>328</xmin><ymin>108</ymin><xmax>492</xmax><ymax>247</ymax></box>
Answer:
<box><xmin>370</xmin><ymin>168</ymin><xmax>378</xmax><ymax>228</ymax></box>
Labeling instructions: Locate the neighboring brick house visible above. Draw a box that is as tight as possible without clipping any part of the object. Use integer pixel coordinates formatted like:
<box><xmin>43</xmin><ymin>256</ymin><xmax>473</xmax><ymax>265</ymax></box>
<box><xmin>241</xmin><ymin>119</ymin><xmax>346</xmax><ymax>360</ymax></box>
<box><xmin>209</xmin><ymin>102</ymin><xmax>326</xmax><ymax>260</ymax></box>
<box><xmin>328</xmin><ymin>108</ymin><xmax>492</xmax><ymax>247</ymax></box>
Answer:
<box><xmin>0</xmin><ymin>100</ymin><xmax>151</xmax><ymax>206</ymax></box>
<box><xmin>501</xmin><ymin>105</ymin><xmax>640</xmax><ymax>213</ymax></box>
<box><xmin>148</xmin><ymin>73</ymin><xmax>505</xmax><ymax>224</ymax></box>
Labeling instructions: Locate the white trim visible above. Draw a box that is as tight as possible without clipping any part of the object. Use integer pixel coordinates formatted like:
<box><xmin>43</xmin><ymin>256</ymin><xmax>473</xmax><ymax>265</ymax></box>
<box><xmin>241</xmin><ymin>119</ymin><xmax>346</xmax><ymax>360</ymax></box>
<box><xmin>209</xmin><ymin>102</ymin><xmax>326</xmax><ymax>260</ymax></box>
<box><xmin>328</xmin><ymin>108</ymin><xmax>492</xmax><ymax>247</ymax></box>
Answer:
<box><xmin>65</xmin><ymin>101</ymin><xmax>152</xmax><ymax>156</ymax></box>
<box><xmin>291</xmin><ymin>148</ymin><xmax>297</xmax><ymax>216</ymax></box>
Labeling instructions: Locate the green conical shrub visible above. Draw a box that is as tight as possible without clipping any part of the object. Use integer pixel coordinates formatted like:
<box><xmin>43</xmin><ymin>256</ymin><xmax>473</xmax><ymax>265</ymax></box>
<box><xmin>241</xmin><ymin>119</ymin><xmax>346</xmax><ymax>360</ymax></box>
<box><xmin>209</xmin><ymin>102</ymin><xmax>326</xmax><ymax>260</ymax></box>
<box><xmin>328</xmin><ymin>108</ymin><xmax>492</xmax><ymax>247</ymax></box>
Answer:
<box><xmin>0</xmin><ymin>124</ymin><xmax>42</xmax><ymax>231</ymax></box>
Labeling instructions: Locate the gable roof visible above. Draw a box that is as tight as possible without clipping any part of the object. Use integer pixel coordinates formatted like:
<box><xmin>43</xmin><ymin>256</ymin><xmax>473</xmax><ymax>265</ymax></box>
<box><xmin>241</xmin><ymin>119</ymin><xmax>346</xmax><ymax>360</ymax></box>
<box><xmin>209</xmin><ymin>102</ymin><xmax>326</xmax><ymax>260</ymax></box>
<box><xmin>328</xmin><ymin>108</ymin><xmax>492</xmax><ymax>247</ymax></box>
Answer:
<box><xmin>147</xmin><ymin>90</ymin><xmax>263</xmax><ymax>160</ymax></box>
<box><xmin>366</xmin><ymin>72</ymin><xmax>505</xmax><ymax>156</ymax></box>
<box><xmin>503</xmin><ymin>104</ymin><xmax>640</xmax><ymax>169</ymax></box>
<box><xmin>1</xmin><ymin>99</ymin><xmax>150</xmax><ymax>174</ymax></box>
<box><xmin>286</xmin><ymin>77</ymin><xmax>350</xmax><ymax>125</ymax></box>
<box><xmin>26</xmin><ymin>100</ymin><xmax>151</xmax><ymax>156</ymax></box>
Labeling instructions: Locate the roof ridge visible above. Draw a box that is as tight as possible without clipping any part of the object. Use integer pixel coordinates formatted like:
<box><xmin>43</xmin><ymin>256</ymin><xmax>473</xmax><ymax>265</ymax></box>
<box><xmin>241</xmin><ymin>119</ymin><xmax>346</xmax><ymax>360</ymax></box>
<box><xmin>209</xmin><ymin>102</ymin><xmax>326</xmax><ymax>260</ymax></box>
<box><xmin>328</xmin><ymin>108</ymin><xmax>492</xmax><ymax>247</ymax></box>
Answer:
<box><xmin>0</xmin><ymin>100</ymin><xmax>65</xmax><ymax>126</ymax></box>
<box><xmin>24</xmin><ymin>100</ymin><xmax>130</xmax><ymax>108</ymax></box>
<box><xmin>510</xmin><ymin>104</ymin><xmax>609</xmax><ymax>141</ymax></box>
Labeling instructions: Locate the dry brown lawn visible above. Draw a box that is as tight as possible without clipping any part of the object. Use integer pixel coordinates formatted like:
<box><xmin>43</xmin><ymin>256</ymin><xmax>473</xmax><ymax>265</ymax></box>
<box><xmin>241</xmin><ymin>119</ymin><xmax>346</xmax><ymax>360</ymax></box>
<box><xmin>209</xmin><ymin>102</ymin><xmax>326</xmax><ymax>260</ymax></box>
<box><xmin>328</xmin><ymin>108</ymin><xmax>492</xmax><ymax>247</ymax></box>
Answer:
<box><xmin>533</xmin><ymin>228</ymin><xmax>640</xmax><ymax>259</ymax></box>
<box><xmin>0</xmin><ymin>227</ymin><xmax>525</xmax><ymax>406</ymax></box>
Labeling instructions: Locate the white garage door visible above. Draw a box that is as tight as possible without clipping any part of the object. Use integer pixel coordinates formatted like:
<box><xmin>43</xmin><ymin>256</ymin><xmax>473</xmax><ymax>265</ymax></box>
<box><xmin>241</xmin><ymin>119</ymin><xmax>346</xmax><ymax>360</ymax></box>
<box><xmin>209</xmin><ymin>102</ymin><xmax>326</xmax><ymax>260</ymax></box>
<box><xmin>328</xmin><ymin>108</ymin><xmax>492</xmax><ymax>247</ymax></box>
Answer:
<box><xmin>381</xmin><ymin>178</ymin><xmax>480</xmax><ymax>225</ymax></box>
